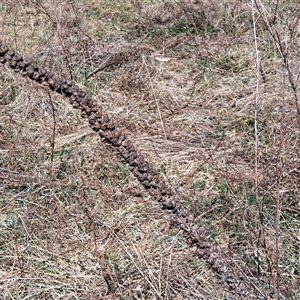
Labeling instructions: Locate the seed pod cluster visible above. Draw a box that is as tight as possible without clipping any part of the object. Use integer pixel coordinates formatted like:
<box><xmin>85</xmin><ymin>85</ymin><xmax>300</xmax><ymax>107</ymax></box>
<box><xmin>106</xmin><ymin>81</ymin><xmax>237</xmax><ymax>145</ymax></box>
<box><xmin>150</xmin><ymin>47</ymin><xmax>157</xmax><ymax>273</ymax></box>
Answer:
<box><xmin>0</xmin><ymin>41</ymin><xmax>262</xmax><ymax>299</ymax></box>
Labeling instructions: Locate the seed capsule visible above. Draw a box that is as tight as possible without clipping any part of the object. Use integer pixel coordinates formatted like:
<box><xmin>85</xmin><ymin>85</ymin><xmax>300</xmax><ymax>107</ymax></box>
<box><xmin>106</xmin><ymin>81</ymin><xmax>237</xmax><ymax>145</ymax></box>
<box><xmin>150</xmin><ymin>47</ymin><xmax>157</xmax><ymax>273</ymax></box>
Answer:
<box><xmin>143</xmin><ymin>179</ymin><xmax>151</xmax><ymax>188</ymax></box>
<box><xmin>92</xmin><ymin>121</ymin><xmax>101</xmax><ymax>131</ymax></box>
<box><xmin>23</xmin><ymin>58</ymin><xmax>32</xmax><ymax>66</ymax></box>
<box><xmin>45</xmin><ymin>71</ymin><xmax>55</xmax><ymax>80</ymax></box>
<box><xmin>134</xmin><ymin>156</ymin><xmax>144</xmax><ymax>166</ymax></box>
<box><xmin>39</xmin><ymin>67</ymin><xmax>46</xmax><ymax>75</ymax></box>
<box><xmin>149</xmin><ymin>187</ymin><xmax>162</xmax><ymax>200</ymax></box>
<box><xmin>18</xmin><ymin>60</ymin><xmax>26</xmax><ymax>68</ymax></box>
<box><xmin>54</xmin><ymin>78</ymin><xmax>63</xmax><ymax>91</ymax></box>
<box><xmin>112</xmin><ymin>129</ymin><xmax>121</xmax><ymax>139</ymax></box>
<box><xmin>106</xmin><ymin>119</ymin><xmax>115</xmax><ymax>130</ymax></box>
<box><xmin>81</xmin><ymin>110</ymin><xmax>88</xmax><ymax>118</ymax></box>
<box><xmin>72</xmin><ymin>101</ymin><xmax>79</xmax><ymax>109</ymax></box>
<box><xmin>32</xmin><ymin>71</ymin><xmax>41</xmax><ymax>81</ymax></box>
<box><xmin>104</xmin><ymin>131</ymin><xmax>114</xmax><ymax>139</ymax></box>
<box><xmin>162</xmin><ymin>197</ymin><xmax>175</xmax><ymax>209</ymax></box>
<box><xmin>9</xmin><ymin>60</ymin><xmax>17</xmax><ymax>68</ymax></box>
<box><xmin>88</xmin><ymin>114</ymin><xmax>96</xmax><ymax>124</ymax></box>
<box><xmin>161</xmin><ymin>186</ymin><xmax>171</xmax><ymax>195</ymax></box>
<box><xmin>13</xmin><ymin>53</ymin><xmax>23</xmax><ymax>62</ymax></box>
<box><xmin>41</xmin><ymin>81</ymin><xmax>49</xmax><ymax>89</ymax></box>
<box><xmin>134</xmin><ymin>170</ymin><xmax>147</xmax><ymax>181</ymax></box>
<box><xmin>26</xmin><ymin>66</ymin><xmax>35</xmax><ymax>77</ymax></box>
<box><xmin>132</xmin><ymin>167</ymin><xmax>140</xmax><ymax>177</ymax></box>
<box><xmin>0</xmin><ymin>43</ymin><xmax>9</xmax><ymax>55</ymax></box>
<box><xmin>102</xmin><ymin>114</ymin><xmax>110</xmax><ymax>124</ymax></box>
<box><xmin>138</xmin><ymin>161</ymin><xmax>150</xmax><ymax>173</ymax></box>
<box><xmin>4</xmin><ymin>50</ymin><xmax>14</xmax><ymax>60</ymax></box>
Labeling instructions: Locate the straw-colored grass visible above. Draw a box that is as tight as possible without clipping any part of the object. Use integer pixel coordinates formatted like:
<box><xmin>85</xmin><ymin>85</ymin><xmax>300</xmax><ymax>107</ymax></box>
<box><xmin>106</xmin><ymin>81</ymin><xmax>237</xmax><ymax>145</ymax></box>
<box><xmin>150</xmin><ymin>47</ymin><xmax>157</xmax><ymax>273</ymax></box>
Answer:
<box><xmin>1</xmin><ymin>0</ymin><xmax>299</xmax><ymax>299</ymax></box>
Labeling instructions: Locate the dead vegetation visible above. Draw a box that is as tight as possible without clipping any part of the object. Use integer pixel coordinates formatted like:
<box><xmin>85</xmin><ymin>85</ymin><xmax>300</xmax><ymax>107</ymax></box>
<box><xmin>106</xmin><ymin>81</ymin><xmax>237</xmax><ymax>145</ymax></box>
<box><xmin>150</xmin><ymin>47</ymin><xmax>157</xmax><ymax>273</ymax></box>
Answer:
<box><xmin>0</xmin><ymin>0</ymin><xmax>299</xmax><ymax>299</ymax></box>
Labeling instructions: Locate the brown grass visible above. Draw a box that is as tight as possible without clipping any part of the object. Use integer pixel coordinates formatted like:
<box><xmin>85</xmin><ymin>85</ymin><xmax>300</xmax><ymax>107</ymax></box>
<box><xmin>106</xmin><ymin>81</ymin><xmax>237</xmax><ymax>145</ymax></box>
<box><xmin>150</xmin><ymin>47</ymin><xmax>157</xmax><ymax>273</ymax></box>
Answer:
<box><xmin>1</xmin><ymin>0</ymin><xmax>300</xmax><ymax>299</ymax></box>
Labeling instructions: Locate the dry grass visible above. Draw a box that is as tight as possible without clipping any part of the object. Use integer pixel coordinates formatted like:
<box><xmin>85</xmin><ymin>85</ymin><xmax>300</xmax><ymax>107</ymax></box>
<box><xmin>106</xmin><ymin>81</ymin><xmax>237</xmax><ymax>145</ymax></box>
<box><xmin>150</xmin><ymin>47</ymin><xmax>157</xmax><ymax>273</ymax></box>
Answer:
<box><xmin>0</xmin><ymin>0</ymin><xmax>300</xmax><ymax>299</ymax></box>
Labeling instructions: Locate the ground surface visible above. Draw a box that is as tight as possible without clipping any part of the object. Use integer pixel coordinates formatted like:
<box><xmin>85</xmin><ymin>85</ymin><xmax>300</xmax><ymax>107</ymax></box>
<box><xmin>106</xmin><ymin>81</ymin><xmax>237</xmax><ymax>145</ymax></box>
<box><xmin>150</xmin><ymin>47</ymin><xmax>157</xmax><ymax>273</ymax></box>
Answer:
<box><xmin>0</xmin><ymin>0</ymin><xmax>300</xmax><ymax>299</ymax></box>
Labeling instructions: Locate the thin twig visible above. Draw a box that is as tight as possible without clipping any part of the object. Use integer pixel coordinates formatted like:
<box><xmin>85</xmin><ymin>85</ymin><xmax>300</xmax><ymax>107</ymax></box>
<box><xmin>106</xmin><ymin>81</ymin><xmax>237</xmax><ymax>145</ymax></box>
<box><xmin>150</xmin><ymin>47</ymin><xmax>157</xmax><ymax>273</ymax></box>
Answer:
<box><xmin>48</xmin><ymin>92</ymin><xmax>56</xmax><ymax>169</ymax></box>
<box><xmin>274</xmin><ymin>126</ymin><xmax>284</xmax><ymax>300</ymax></box>
<box><xmin>254</xmin><ymin>0</ymin><xmax>300</xmax><ymax>122</ymax></box>
<box><xmin>252</xmin><ymin>0</ymin><xmax>265</xmax><ymax>279</ymax></box>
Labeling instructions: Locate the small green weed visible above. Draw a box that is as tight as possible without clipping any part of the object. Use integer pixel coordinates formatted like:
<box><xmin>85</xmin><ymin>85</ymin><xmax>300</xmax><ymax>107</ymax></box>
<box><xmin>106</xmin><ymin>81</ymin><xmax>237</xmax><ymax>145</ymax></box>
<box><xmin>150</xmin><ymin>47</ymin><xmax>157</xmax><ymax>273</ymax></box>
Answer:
<box><xmin>216</xmin><ymin>52</ymin><xmax>248</xmax><ymax>73</ymax></box>
<box><xmin>192</xmin><ymin>180</ymin><xmax>206</xmax><ymax>190</ymax></box>
<box><xmin>113</xmin><ymin>163</ymin><xmax>130</xmax><ymax>184</ymax></box>
<box><xmin>0</xmin><ymin>83</ymin><xmax>19</xmax><ymax>105</ymax></box>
